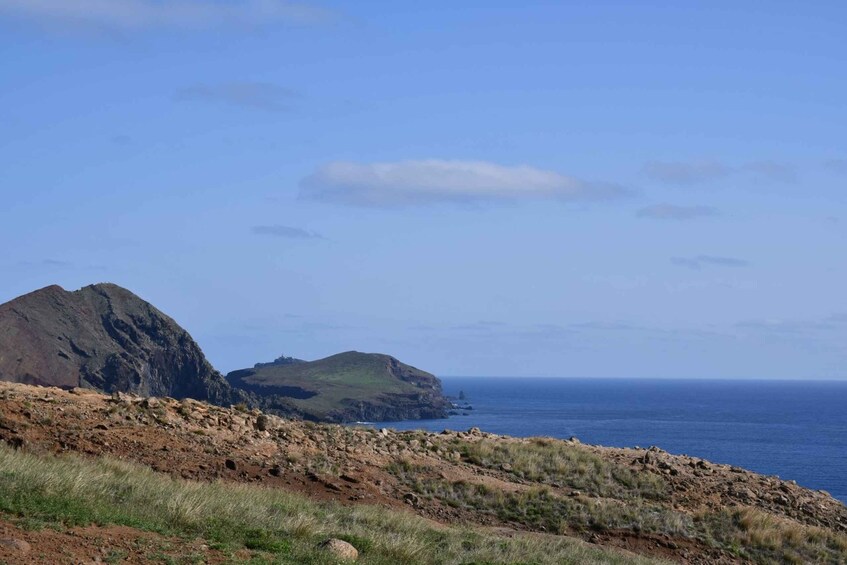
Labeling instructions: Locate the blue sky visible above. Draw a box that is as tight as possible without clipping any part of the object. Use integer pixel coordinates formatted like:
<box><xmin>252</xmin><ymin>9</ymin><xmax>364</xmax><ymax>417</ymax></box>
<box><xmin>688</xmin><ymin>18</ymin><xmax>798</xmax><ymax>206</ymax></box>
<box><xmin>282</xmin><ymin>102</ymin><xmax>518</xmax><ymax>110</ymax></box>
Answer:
<box><xmin>1</xmin><ymin>1</ymin><xmax>845</xmax><ymax>378</ymax></box>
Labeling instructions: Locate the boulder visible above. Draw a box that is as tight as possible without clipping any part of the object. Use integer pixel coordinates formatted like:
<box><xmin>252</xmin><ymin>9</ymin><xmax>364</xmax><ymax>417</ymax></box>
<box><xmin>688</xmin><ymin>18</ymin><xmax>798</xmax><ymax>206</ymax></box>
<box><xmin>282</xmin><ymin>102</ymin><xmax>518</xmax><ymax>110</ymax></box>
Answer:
<box><xmin>319</xmin><ymin>538</ymin><xmax>358</xmax><ymax>561</ymax></box>
<box><xmin>0</xmin><ymin>538</ymin><xmax>31</xmax><ymax>554</ymax></box>
<box><xmin>255</xmin><ymin>414</ymin><xmax>269</xmax><ymax>431</ymax></box>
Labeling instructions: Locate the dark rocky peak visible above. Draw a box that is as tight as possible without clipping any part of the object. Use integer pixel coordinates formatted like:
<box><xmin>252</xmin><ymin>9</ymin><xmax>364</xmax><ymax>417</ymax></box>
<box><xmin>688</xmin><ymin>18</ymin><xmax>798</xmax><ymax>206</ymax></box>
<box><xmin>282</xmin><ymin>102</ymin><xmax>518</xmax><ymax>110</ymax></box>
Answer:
<box><xmin>0</xmin><ymin>283</ymin><xmax>246</xmax><ymax>405</ymax></box>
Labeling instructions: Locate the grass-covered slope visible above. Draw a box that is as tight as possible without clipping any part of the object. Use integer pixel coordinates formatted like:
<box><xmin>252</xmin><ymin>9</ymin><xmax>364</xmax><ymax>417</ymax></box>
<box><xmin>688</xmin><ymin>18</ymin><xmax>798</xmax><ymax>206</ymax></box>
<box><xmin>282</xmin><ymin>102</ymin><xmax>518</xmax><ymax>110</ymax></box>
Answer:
<box><xmin>0</xmin><ymin>446</ymin><xmax>657</xmax><ymax>565</ymax></box>
<box><xmin>227</xmin><ymin>351</ymin><xmax>450</xmax><ymax>422</ymax></box>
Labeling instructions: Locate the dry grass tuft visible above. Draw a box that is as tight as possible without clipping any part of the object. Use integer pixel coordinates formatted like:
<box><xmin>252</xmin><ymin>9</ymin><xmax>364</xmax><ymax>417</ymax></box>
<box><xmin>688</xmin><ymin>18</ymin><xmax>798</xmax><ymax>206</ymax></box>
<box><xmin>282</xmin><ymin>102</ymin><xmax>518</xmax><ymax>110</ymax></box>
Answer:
<box><xmin>458</xmin><ymin>437</ymin><xmax>668</xmax><ymax>500</ymax></box>
<box><xmin>699</xmin><ymin>507</ymin><xmax>847</xmax><ymax>564</ymax></box>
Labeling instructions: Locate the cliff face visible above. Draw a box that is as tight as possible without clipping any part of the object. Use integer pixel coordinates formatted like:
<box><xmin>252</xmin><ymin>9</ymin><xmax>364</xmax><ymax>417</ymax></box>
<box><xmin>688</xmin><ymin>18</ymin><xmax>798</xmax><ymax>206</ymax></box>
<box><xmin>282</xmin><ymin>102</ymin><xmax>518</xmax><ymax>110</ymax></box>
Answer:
<box><xmin>227</xmin><ymin>351</ymin><xmax>451</xmax><ymax>423</ymax></box>
<box><xmin>329</xmin><ymin>392</ymin><xmax>450</xmax><ymax>423</ymax></box>
<box><xmin>0</xmin><ymin>284</ymin><xmax>243</xmax><ymax>404</ymax></box>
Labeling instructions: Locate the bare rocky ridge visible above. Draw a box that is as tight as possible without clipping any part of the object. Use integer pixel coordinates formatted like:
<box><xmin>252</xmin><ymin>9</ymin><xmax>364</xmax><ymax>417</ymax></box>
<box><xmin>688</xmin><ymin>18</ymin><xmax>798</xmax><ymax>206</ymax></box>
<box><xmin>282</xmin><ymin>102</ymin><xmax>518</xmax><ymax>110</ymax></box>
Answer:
<box><xmin>1</xmin><ymin>381</ymin><xmax>844</xmax><ymax>564</ymax></box>
<box><xmin>0</xmin><ymin>284</ymin><xmax>246</xmax><ymax>405</ymax></box>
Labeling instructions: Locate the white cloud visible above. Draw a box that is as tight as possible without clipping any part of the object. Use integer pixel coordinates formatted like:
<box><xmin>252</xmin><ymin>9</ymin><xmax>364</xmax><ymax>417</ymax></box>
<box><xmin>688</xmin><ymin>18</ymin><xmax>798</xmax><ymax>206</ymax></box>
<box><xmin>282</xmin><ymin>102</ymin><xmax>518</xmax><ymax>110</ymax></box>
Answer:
<box><xmin>636</xmin><ymin>204</ymin><xmax>718</xmax><ymax>220</ymax></box>
<box><xmin>0</xmin><ymin>0</ymin><xmax>333</xmax><ymax>30</ymax></box>
<box><xmin>299</xmin><ymin>159</ymin><xmax>628</xmax><ymax>207</ymax></box>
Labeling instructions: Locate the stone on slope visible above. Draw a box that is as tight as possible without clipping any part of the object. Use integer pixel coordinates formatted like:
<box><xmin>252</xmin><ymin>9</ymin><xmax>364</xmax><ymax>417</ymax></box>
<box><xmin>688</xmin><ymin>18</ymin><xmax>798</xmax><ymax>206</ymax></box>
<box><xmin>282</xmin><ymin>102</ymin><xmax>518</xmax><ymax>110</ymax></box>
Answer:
<box><xmin>319</xmin><ymin>538</ymin><xmax>358</xmax><ymax>561</ymax></box>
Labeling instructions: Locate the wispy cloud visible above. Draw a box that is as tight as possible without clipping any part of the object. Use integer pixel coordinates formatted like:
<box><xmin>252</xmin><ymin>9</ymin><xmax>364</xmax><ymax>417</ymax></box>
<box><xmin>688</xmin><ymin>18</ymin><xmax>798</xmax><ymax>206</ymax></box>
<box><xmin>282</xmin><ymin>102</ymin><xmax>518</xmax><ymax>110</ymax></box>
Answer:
<box><xmin>743</xmin><ymin>160</ymin><xmax>796</xmax><ymax>183</ymax></box>
<box><xmin>735</xmin><ymin>313</ymin><xmax>847</xmax><ymax>335</ymax></box>
<box><xmin>28</xmin><ymin>259</ymin><xmax>74</xmax><ymax>268</ymax></box>
<box><xmin>252</xmin><ymin>225</ymin><xmax>323</xmax><ymax>239</ymax></box>
<box><xmin>0</xmin><ymin>0</ymin><xmax>334</xmax><ymax>30</ymax></box>
<box><xmin>432</xmin><ymin>318</ymin><xmax>729</xmax><ymax>344</ymax></box>
<box><xmin>450</xmin><ymin>320</ymin><xmax>507</xmax><ymax>332</ymax></box>
<box><xmin>15</xmin><ymin>259</ymin><xmax>107</xmax><ymax>271</ymax></box>
<box><xmin>299</xmin><ymin>159</ymin><xmax>629</xmax><ymax>207</ymax></box>
<box><xmin>239</xmin><ymin>316</ymin><xmax>354</xmax><ymax>333</ymax></box>
<box><xmin>176</xmin><ymin>82</ymin><xmax>297</xmax><ymax>112</ymax></box>
<box><xmin>644</xmin><ymin>159</ymin><xmax>796</xmax><ymax>184</ymax></box>
<box><xmin>570</xmin><ymin>321</ymin><xmax>643</xmax><ymax>331</ymax></box>
<box><xmin>643</xmin><ymin>160</ymin><xmax>732</xmax><ymax>184</ymax></box>
<box><xmin>636</xmin><ymin>204</ymin><xmax>718</xmax><ymax>220</ymax></box>
<box><xmin>671</xmin><ymin>255</ymin><xmax>751</xmax><ymax>270</ymax></box>
<box><xmin>823</xmin><ymin>158</ymin><xmax>847</xmax><ymax>174</ymax></box>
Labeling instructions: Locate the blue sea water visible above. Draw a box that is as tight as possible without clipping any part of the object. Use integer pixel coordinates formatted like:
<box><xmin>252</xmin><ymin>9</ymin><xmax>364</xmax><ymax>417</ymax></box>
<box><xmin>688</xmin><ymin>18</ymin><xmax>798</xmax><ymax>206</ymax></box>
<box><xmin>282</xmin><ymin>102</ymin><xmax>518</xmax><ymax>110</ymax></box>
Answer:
<box><xmin>378</xmin><ymin>377</ymin><xmax>847</xmax><ymax>504</ymax></box>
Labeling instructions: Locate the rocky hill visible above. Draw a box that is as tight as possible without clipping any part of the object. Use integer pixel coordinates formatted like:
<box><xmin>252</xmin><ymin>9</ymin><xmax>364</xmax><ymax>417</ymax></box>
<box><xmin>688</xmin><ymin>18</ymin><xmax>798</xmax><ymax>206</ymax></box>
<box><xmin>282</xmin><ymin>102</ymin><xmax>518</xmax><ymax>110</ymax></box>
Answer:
<box><xmin>227</xmin><ymin>351</ymin><xmax>450</xmax><ymax>422</ymax></box>
<box><xmin>0</xmin><ymin>284</ymin><xmax>448</xmax><ymax>423</ymax></box>
<box><xmin>0</xmin><ymin>381</ymin><xmax>844</xmax><ymax>564</ymax></box>
<box><xmin>0</xmin><ymin>283</ymin><xmax>244</xmax><ymax>405</ymax></box>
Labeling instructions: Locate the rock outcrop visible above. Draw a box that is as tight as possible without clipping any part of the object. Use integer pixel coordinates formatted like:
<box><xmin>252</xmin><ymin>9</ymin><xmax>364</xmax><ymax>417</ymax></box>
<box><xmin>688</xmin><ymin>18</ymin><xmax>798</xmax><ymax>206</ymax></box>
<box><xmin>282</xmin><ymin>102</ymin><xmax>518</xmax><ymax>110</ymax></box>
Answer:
<box><xmin>0</xmin><ymin>283</ymin><xmax>245</xmax><ymax>405</ymax></box>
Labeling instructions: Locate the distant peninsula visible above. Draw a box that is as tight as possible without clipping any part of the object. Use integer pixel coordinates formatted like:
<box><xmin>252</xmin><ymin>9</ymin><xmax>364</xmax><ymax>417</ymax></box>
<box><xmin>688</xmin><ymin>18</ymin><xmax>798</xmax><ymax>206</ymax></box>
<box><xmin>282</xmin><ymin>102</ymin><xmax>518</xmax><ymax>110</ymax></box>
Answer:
<box><xmin>226</xmin><ymin>351</ymin><xmax>450</xmax><ymax>423</ymax></box>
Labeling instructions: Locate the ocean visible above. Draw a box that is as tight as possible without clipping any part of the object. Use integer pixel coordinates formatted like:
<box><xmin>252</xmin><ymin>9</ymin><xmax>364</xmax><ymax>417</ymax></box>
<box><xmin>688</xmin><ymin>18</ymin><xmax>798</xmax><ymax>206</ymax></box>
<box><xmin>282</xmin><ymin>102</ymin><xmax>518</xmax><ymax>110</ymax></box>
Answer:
<box><xmin>377</xmin><ymin>377</ymin><xmax>847</xmax><ymax>504</ymax></box>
